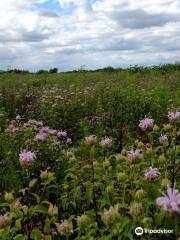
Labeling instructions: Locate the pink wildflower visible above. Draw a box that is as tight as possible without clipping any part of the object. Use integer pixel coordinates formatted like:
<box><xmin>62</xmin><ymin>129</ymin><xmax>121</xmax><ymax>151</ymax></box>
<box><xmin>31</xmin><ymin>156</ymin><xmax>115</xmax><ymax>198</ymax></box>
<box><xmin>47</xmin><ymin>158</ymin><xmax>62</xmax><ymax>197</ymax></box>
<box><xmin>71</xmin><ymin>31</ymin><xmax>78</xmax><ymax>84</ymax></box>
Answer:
<box><xmin>144</xmin><ymin>167</ymin><xmax>160</xmax><ymax>181</ymax></box>
<box><xmin>57</xmin><ymin>130</ymin><xmax>67</xmax><ymax>138</ymax></box>
<box><xmin>85</xmin><ymin>135</ymin><xmax>96</xmax><ymax>146</ymax></box>
<box><xmin>19</xmin><ymin>150</ymin><xmax>36</xmax><ymax>167</ymax></box>
<box><xmin>35</xmin><ymin>132</ymin><xmax>47</xmax><ymax>141</ymax></box>
<box><xmin>156</xmin><ymin>187</ymin><xmax>180</xmax><ymax>214</ymax></box>
<box><xmin>139</xmin><ymin>117</ymin><xmax>154</xmax><ymax>130</ymax></box>
<box><xmin>100</xmin><ymin>137</ymin><xmax>112</xmax><ymax>148</ymax></box>
<box><xmin>128</xmin><ymin>149</ymin><xmax>143</xmax><ymax>160</ymax></box>
<box><xmin>168</xmin><ymin>111</ymin><xmax>180</xmax><ymax>122</ymax></box>
<box><xmin>159</xmin><ymin>134</ymin><xmax>168</xmax><ymax>144</ymax></box>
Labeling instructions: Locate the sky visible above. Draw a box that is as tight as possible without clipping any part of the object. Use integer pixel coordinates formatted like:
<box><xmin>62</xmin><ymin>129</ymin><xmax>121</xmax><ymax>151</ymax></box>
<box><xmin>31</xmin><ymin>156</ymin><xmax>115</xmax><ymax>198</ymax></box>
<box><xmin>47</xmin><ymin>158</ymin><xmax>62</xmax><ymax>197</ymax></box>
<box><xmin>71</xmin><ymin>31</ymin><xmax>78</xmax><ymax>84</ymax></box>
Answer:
<box><xmin>0</xmin><ymin>0</ymin><xmax>180</xmax><ymax>71</ymax></box>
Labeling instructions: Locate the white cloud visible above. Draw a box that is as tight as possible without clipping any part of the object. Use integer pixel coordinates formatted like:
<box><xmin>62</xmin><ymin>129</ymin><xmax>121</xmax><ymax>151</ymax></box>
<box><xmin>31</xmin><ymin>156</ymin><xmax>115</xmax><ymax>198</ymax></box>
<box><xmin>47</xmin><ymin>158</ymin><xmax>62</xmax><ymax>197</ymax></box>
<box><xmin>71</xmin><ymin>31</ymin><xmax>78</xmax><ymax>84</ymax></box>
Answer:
<box><xmin>0</xmin><ymin>0</ymin><xmax>180</xmax><ymax>71</ymax></box>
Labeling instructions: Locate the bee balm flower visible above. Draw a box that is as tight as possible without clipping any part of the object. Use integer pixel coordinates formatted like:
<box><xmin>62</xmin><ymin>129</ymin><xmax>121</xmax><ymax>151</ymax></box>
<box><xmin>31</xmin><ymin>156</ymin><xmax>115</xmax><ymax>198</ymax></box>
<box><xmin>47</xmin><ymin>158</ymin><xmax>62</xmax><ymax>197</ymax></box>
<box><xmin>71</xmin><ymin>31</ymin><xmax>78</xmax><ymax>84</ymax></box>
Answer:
<box><xmin>139</xmin><ymin>117</ymin><xmax>154</xmax><ymax>130</ymax></box>
<box><xmin>100</xmin><ymin>137</ymin><xmax>112</xmax><ymax>148</ymax></box>
<box><xmin>156</xmin><ymin>187</ymin><xmax>180</xmax><ymax>215</ymax></box>
<box><xmin>85</xmin><ymin>135</ymin><xmax>96</xmax><ymax>146</ymax></box>
<box><xmin>144</xmin><ymin>167</ymin><xmax>160</xmax><ymax>181</ymax></box>
<box><xmin>168</xmin><ymin>111</ymin><xmax>180</xmax><ymax>122</ymax></box>
<box><xmin>128</xmin><ymin>149</ymin><xmax>143</xmax><ymax>161</ymax></box>
<box><xmin>19</xmin><ymin>150</ymin><xmax>36</xmax><ymax>167</ymax></box>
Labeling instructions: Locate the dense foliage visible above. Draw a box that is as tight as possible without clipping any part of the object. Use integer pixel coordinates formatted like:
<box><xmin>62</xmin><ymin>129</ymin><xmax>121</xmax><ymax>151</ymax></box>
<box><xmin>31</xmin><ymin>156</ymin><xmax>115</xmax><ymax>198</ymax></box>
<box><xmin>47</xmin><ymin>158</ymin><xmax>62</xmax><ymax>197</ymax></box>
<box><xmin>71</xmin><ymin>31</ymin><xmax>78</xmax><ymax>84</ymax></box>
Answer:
<box><xmin>0</xmin><ymin>68</ymin><xmax>179</xmax><ymax>239</ymax></box>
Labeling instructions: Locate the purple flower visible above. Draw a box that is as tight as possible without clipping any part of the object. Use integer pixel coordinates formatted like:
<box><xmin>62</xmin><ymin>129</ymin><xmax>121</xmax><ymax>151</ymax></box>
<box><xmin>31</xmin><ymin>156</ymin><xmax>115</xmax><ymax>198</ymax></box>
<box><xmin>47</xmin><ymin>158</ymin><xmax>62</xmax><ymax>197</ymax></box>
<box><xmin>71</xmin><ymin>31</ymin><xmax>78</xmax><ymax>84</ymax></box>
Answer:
<box><xmin>85</xmin><ymin>135</ymin><xmax>96</xmax><ymax>146</ymax></box>
<box><xmin>128</xmin><ymin>149</ymin><xmax>143</xmax><ymax>160</ymax></box>
<box><xmin>144</xmin><ymin>167</ymin><xmax>160</xmax><ymax>181</ymax></box>
<box><xmin>168</xmin><ymin>111</ymin><xmax>180</xmax><ymax>122</ymax></box>
<box><xmin>48</xmin><ymin>129</ymin><xmax>57</xmax><ymax>135</ymax></box>
<box><xmin>57</xmin><ymin>130</ymin><xmax>67</xmax><ymax>138</ymax></box>
<box><xmin>88</xmin><ymin>115</ymin><xmax>99</xmax><ymax>125</ymax></box>
<box><xmin>19</xmin><ymin>150</ymin><xmax>36</xmax><ymax>167</ymax></box>
<box><xmin>159</xmin><ymin>134</ymin><xmax>168</xmax><ymax>144</ymax></box>
<box><xmin>100</xmin><ymin>137</ymin><xmax>112</xmax><ymax>148</ymax></box>
<box><xmin>139</xmin><ymin>117</ymin><xmax>154</xmax><ymax>130</ymax></box>
<box><xmin>35</xmin><ymin>132</ymin><xmax>47</xmax><ymax>141</ymax></box>
<box><xmin>156</xmin><ymin>187</ymin><xmax>180</xmax><ymax>214</ymax></box>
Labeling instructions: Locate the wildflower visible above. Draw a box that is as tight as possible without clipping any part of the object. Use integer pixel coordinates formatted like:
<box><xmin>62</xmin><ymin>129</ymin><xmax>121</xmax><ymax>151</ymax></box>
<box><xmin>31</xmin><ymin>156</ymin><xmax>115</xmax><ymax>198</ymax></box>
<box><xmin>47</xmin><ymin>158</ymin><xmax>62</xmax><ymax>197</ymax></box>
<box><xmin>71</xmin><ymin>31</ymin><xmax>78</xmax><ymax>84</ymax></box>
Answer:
<box><xmin>57</xmin><ymin>130</ymin><xmax>67</xmax><ymax>138</ymax></box>
<box><xmin>66</xmin><ymin>150</ymin><xmax>75</xmax><ymax>159</ymax></box>
<box><xmin>48</xmin><ymin>129</ymin><xmax>57</xmax><ymax>136</ymax></box>
<box><xmin>4</xmin><ymin>192</ymin><xmax>14</xmax><ymax>203</ymax></box>
<box><xmin>35</xmin><ymin>132</ymin><xmax>47</xmax><ymax>141</ymax></box>
<box><xmin>77</xmin><ymin>214</ymin><xmax>92</xmax><ymax>229</ymax></box>
<box><xmin>159</xmin><ymin>134</ymin><xmax>168</xmax><ymax>144</ymax></box>
<box><xmin>16</xmin><ymin>115</ymin><xmax>21</xmax><ymax>121</ymax></box>
<box><xmin>19</xmin><ymin>150</ymin><xmax>36</xmax><ymax>167</ymax></box>
<box><xmin>55</xmin><ymin>220</ymin><xmax>73</xmax><ymax>236</ymax></box>
<box><xmin>144</xmin><ymin>167</ymin><xmax>160</xmax><ymax>181</ymax></box>
<box><xmin>10</xmin><ymin>201</ymin><xmax>22</xmax><ymax>211</ymax></box>
<box><xmin>48</xmin><ymin>204</ymin><xmax>58</xmax><ymax>217</ymax></box>
<box><xmin>40</xmin><ymin>170</ymin><xmax>54</xmax><ymax>180</ymax></box>
<box><xmin>85</xmin><ymin>135</ymin><xmax>96</xmax><ymax>146</ymax></box>
<box><xmin>139</xmin><ymin>117</ymin><xmax>154</xmax><ymax>130</ymax></box>
<box><xmin>101</xmin><ymin>205</ymin><xmax>120</xmax><ymax>225</ymax></box>
<box><xmin>168</xmin><ymin>111</ymin><xmax>180</xmax><ymax>122</ymax></box>
<box><xmin>135</xmin><ymin>189</ymin><xmax>146</xmax><ymax>200</ymax></box>
<box><xmin>50</xmin><ymin>228</ymin><xmax>58</xmax><ymax>237</ymax></box>
<box><xmin>156</xmin><ymin>187</ymin><xmax>180</xmax><ymax>215</ymax></box>
<box><xmin>0</xmin><ymin>214</ymin><xmax>11</xmax><ymax>228</ymax></box>
<box><xmin>66</xmin><ymin>138</ymin><xmax>72</xmax><ymax>144</ymax></box>
<box><xmin>128</xmin><ymin>149</ymin><xmax>143</xmax><ymax>161</ymax></box>
<box><xmin>129</xmin><ymin>202</ymin><xmax>142</xmax><ymax>216</ymax></box>
<box><xmin>100</xmin><ymin>137</ymin><xmax>112</xmax><ymax>148</ymax></box>
<box><xmin>88</xmin><ymin>115</ymin><xmax>99</xmax><ymax>125</ymax></box>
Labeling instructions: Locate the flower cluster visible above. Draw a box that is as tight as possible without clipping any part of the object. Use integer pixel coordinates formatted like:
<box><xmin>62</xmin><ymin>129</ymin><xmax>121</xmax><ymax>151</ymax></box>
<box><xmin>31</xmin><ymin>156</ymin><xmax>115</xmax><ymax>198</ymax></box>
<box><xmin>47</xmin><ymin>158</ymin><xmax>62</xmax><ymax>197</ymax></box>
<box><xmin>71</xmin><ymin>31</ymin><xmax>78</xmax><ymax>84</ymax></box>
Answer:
<box><xmin>156</xmin><ymin>187</ymin><xmax>180</xmax><ymax>215</ymax></box>
<box><xmin>168</xmin><ymin>111</ymin><xmax>180</xmax><ymax>122</ymax></box>
<box><xmin>100</xmin><ymin>137</ymin><xmax>112</xmax><ymax>148</ymax></box>
<box><xmin>159</xmin><ymin>134</ymin><xmax>168</xmax><ymax>144</ymax></box>
<box><xmin>139</xmin><ymin>117</ymin><xmax>154</xmax><ymax>130</ymax></box>
<box><xmin>85</xmin><ymin>135</ymin><xmax>96</xmax><ymax>146</ymax></box>
<box><xmin>19</xmin><ymin>150</ymin><xmax>36</xmax><ymax>167</ymax></box>
<box><xmin>144</xmin><ymin>167</ymin><xmax>160</xmax><ymax>181</ymax></box>
<box><xmin>127</xmin><ymin>149</ymin><xmax>143</xmax><ymax>161</ymax></box>
<box><xmin>55</xmin><ymin>220</ymin><xmax>73</xmax><ymax>236</ymax></box>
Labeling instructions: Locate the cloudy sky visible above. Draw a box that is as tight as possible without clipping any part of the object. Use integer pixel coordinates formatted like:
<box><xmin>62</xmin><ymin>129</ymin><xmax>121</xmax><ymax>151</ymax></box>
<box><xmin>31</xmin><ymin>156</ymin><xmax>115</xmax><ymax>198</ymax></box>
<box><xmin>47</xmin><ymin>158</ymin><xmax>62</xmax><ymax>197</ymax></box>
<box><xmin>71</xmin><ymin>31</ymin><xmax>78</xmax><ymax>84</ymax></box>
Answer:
<box><xmin>0</xmin><ymin>0</ymin><xmax>180</xmax><ymax>71</ymax></box>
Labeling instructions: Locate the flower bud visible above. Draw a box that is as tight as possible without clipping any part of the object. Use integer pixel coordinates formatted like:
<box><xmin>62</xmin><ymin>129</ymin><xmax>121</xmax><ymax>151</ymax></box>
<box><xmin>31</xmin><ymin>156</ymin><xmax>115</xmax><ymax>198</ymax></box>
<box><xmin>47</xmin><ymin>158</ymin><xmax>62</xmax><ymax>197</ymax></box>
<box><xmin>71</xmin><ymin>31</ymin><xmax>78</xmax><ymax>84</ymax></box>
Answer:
<box><xmin>137</xmin><ymin>141</ymin><xmax>144</xmax><ymax>149</ymax></box>
<box><xmin>135</xmin><ymin>189</ymin><xmax>146</xmax><ymax>200</ymax></box>
<box><xmin>163</xmin><ymin>124</ymin><xmax>172</xmax><ymax>131</ymax></box>
<box><xmin>4</xmin><ymin>192</ymin><xmax>14</xmax><ymax>203</ymax></box>
<box><xmin>129</xmin><ymin>202</ymin><xmax>142</xmax><ymax>216</ymax></box>
<box><xmin>77</xmin><ymin>214</ymin><xmax>92</xmax><ymax>229</ymax></box>
<box><xmin>55</xmin><ymin>220</ymin><xmax>73</xmax><ymax>236</ymax></box>
<box><xmin>146</xmin><ymin>147</ymin><xmax>153</xmax><ymax>155</ymax></box>
<box><xmin>103</xmin><ymin>159</ymin><xmax>110</xmax><ymax>169</ymax></box>
<box><xmin>158</xmin><ymin>155</ymin><xmax>166</xmax><ymax>164</ymax></box>
<box><xmin>142</xmin><ymin>217</ymin><xmax>153</xmax><ymax>226</ymax></box>
<box><xmin>106</xmin><ymin>184</ymin><xmax>114</xmax><ymax>195</ymax></box>
<box><xmin>101</xmin><ymin>205</ymin><xmax>120</xmax><ymax>225</ymax></box>
<box><xmin>161</xmin><ymin>178</ymin><xmax>171</xmax><ymax>189</ymax></box>
<box><xmin>153</xmin><ymin>125</ymin><xmax>160</xmax><ymax>132</ymax></box>
<box><xmin>48</xmin><ymin>204</ymin><xmax>58</xmax><ymax>217</ymax></box>
<box><xmin>117</xmin><ymin>172</ymin><xmax>127</xmax><ymax>182</ymax></box>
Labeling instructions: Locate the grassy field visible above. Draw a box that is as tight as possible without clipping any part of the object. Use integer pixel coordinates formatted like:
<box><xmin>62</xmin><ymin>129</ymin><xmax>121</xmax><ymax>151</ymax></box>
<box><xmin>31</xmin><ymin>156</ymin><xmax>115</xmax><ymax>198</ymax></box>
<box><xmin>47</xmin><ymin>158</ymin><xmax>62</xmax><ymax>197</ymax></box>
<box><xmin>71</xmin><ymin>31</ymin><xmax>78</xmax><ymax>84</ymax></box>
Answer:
<box><xmin>0</xmin><ymin>67</ymin><xmax>179</xmax><ymax>239</ymax></box>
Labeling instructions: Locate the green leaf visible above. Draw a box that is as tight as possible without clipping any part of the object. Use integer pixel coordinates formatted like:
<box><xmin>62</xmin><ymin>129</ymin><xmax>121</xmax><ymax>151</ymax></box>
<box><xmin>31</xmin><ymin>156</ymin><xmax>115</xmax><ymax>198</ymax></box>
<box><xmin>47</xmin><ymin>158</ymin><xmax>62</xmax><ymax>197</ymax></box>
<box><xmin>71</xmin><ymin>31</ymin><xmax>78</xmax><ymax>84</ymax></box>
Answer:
<box><xmin>31</xmin><ymin>193</ymin><xmax>40</xmax><ymax>204</ymax></box>
<box><xmin>33</xmin><ymin>205</ymin><xmax>48</xmax><ymax>214</ymax></box>
<box><xmin>30</xmin><ymin>229</ymin><xmax>41</xmax><ymax>240</ymax></box>
<box><xmin>14</xmin><ymin>234</ymin><xmax>25</xmax><ymax>240</ymax></box>
<box><xmin>85</xmin><ymin>183</ymin><xmax>93</xmax><ymax>202</ymax></box>
<box><xmin>29</xmin><ymin>179</ymin><xmax>37</xmax><ymax>188</ymax></box>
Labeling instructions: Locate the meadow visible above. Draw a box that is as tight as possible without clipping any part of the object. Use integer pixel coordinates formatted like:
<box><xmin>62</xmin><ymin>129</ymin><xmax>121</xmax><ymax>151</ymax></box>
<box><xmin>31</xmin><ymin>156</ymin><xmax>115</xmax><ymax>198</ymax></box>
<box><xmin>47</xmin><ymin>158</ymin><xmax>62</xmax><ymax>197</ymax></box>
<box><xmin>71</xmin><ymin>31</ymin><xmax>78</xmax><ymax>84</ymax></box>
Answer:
<box><xmin>0</xmin><ymin>66</ymin><xmax>179</xmax><ymax>239</ymax></box>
